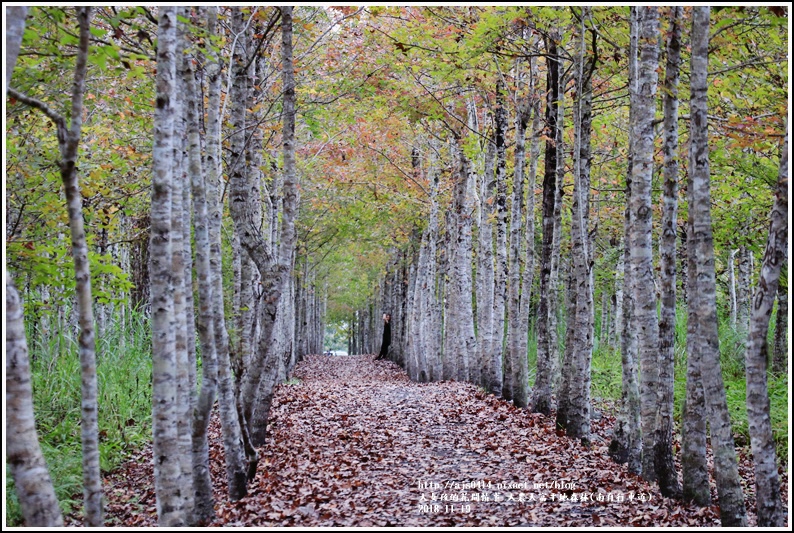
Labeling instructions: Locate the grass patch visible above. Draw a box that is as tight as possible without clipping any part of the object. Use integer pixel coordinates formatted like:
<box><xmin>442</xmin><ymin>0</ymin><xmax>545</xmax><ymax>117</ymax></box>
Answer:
<box><xmin>6</xmin><ymin>310</ymin><xmax>152</xmax><ymax>526</ymax></box>
<box><xmin>529</xmin><ymin>302</ymin><xmax>788</xmax><ymax>461</ymax></box>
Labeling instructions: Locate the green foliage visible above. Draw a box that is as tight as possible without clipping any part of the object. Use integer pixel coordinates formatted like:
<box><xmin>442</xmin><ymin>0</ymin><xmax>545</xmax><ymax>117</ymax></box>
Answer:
<box><xmin>5</xmin><ymin>310</ymin><xmax>152</xmax><ymax>526</ymax></box>
<box><xmin>566</xmin><ymin>305</ymin><xmax>787</xmax><ymax>460</ymax></box>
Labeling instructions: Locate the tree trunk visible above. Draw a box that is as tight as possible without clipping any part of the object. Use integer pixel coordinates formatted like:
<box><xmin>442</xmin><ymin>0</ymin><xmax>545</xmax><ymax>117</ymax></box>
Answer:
<box><xmin>609</xmin><ymin>7</ymin><xmax>641</xmax><ymax>475</ymax></box>
<box><xmin>205</xmin><ymin>6</ymin><xmax>249</xmax><ymax>501</ymax></box>
<box><xmin>630</xmin><ymin>6</ymin><xmax>661</xmax><ymax>482</ymax></box>
<box><xmin>520</xmin><ymin>51</ymin><xmax>541</xmax><ymax>368</ymax></box>
<box><xmin>728</xmin><ymin>249</ymin><xmax>738</xmax><ymax>327</ymax></box>
<box><xmin>505</xmin><ymin>64</ymin><xmax>531</xmax><ymax>407</ymax></box>
<box><xmin>6</xmin><ymin>274</ymin><xmax>63</xmax><ymax>527</ymax></box>
<box><xmin>772</xmin><ymin>276</ymin><xmax>787</xmax><ymax>374</ymax></box>
<box><xmin>7</xmin><ymin>8</ymin><xmax>108</xmax><ymax>524</ymax></box>
<box><xmin>171</xmin><ymin>22</ymin><xmax>194</xmax><ymax>519</ymax></box>
<box><xmin>236</xmin><ymin>7</ymin><xmax>299</xmax><ymax>446</ymax></box>
<box><xmin>655</xmin><ymin>5</ymin><xmax>682</xmax><ymax>499</ymax></box>
<box><xmin>5</xmin><ymin>6</ymin><xmax>28</xmax><ymax>90</ymax></box>
<box><xmin>688</xmin><ymin>7</ymin><xmax>747</xmax><ymax>525</ymax></box>
<box><xmin>557</xmin><ymin>10</ymin><xmax>594</xmax><ymax>440</ymax></box>
<box><xmin>531</xmin><ymin>33</ymin><xmax>559</xmax><ymax>415</ymax></box>
<box><xmin>745</xmin><ymin>132</ymin><xmax>787</xmax><ymax>527</ymax></box>
<box><xmin>453</xmin><ymin>139</ymin><xmax>478</xmax><ymax>382</ymax></box>
<box><xmin>183</xmin><ymin>12</ymin><xmax>217</xmax><ymax>521</ymax></box>
<box><xmin>477</xmin><ymin>119</ymin><xmax>499</xmax><ymax>394</ymax></box>
<box><xmin>150</xmin><ymin>8</ymin><xmax>185</xmax><ymax>525</ymax></box>
<box><xmin>737</xmin><ymin>245</ymin><xmax>753</xmax><ymax>338</ymax></box>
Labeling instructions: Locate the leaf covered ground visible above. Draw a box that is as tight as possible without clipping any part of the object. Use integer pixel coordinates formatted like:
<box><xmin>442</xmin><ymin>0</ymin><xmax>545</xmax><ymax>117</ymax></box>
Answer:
<box><xmin>78</xmin><ymin>354</ymin><xmax>788</xmax><ymax>527</ymax></box>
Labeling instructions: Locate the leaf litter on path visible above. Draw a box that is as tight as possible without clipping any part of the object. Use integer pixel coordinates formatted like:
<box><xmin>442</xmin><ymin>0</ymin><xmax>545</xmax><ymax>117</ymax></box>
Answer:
<box><xmin>81</xmin><ymin>354</ymin><xmax>787</xmax><ymax>527</ymax></box>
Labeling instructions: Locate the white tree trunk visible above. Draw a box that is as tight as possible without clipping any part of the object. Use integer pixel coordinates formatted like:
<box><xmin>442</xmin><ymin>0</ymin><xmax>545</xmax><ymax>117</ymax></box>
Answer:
<box><xmin>150</xmin><ymin>8</ymin><xmax>185</xmax><ymax>525</ymax></box>
<box><xmin>687</xmin><ymin>7</ymin><xmax>747</xmax><ymax>525</ymax></box>
<box><xmin>505</xmin><ymin>64</ymin><xmax>530</xmax><ymax>407</ymax></box>
<box><xmin>557</xmin><ymin>10</ymin><xmax>594</xmax><ymax>440</ymax></box>
<box><xmin>631</xmin><ymin>6</ymin><xmax>661</xmax><ymax>482</ymax></box>
<box><xmin>171</xmin><ymin>20</ymin><xmax>194</xmax><ymax>518</ymax></box>
<box><xmin>6</xmin><ymin>274</ymin><xmax>63</xmax><ymax>527</ymax></box>
<box><xmin>609</xmin><ymin>8</ymin><xmax>641</xmax><ymax>475</ymax></box>
<box><xmin>205</xmin><ymin>6</ymin><xmax>249</xmax><ymax>501</ymax></box>
<box><xmin>655</xmin><ymin>5</ymin><xmax>682</xmax><ymax>498</ymax></box>
<box><xmin>745</xmin><ymin>131</ymin><xmax>787</xmax><ymax>527</ymax></box>
<box><xmin>182</xmin><ymin>12</ymin><xmax>217</xmax><ymax>521</ymax></box>
<box><xmin>531</xmin><ymin>33</ymin><xmax>560</xmax><ymax>415</ymax></box>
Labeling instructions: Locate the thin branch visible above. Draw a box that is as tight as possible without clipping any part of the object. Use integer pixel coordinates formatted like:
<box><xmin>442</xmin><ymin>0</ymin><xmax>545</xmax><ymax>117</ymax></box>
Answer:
<box><xmin>7</xmin><ymin>86</ymin><xmax>67</xmax><ymax>143</ymax></box>
<box><xmin>364</xmin><ymin>143</ymin><xmax>429</xmax><ymax>197</ymax></box>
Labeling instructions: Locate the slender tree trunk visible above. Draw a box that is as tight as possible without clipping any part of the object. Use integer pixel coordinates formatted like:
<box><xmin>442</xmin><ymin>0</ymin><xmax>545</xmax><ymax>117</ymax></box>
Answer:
<box><xmin>477</xmin><ymin>121</ymin><xmax>499</xmax><ymax>393</ymax></box>
<box><xmin>505</xmin><ymin>67</ymin><xmax>530</xmax><ymax>407</ymax></box>
<box><xmin>490</xmin><ymin>79</ymin><xmax>509</xmax><ymax>393</ymax></box>
<box><xmin>745</xmin><ymin>132</ymin><xmax>787</xmax><ymax>527</ymax></box>
<box><xmin>557</xmin><ymin>10</ymin><xmax>594</xmax><ymax>440</ymax></box>
<box><xmin>609</xmin><ymin>7</ymin><xmax>641</xmax><ymax>475</ymax></box>
<box><xmin>682</xmin><ymin>231</ymin><xmax>711</xmax><ymax>504</ymax></box>
<box><xmin>772</xmin><ymin>276</ymin><xmax>787</xmax><ymax>374</ymax></box>
<box><xmin>631</xmin><ymin>6</ymin><xmax>662</xmax><ymax>482</ymax></box>
<box><xmin>150</xmin><ymin>8</ymin><xmax>185</xmax><ymax>525</ymax></box>
<box><xmin>520</xmin><ymin>53</ymin><xmax>540</xmax><ymax>366</ymax></box>
<box><xmin>425</xmin><ymin>147</ymin><xmax>443</xmax><ymax>381</ymax></box>
<box><xmin>442</xmin><ymin>182</ymin><xmax>459</xmax><ymax>379</ymax></box>
<box><xmin>737</xmin><ymin>245</ymin><xmax>753</xmax><ymax>338</ymax></box>
<box><xmin>688</xmin><ymin>7</ymin><xmax>747</xmax><ymax>525</ymax></box>
<box><xmin>531</xmin><ymin>33</ymin><xmax>559</xmax><ymax>415</ymax></box>
<box><xmin>205</xmin><ymin>6</ymin><xmax>248</xmax><ymax>501</ymax></box>
<box><xmin>6</xmin><ymin>274</ymin><xmax>63</xmax><ymax>527</ymax></box>
<box><xmin>171</xmin><ymin>22</ymin><xmax>194</xmax><ymax>520</ymax></box>
<box><xmin>183</xmin><ymin>13</ymin><xmax>217</xmax><ymax>521</ymax></box>
<box><xmin>237</xmin><ymin>7</ymin><xmax>299</xmax><ymax>446</ymax></box>
<box><xmin>729</xmin><ymin>249</ymin><xmax>738</xmax><ymax>327</ymax></box>
<box><xmin>452</xmin><ymin>139</ymin><xmax>478</xmax><ymax>382</ymax></box>
<box><xmin>655</xmin><ymin>5</ymin><xmax>682</xmax><ymax>499</ymax></box>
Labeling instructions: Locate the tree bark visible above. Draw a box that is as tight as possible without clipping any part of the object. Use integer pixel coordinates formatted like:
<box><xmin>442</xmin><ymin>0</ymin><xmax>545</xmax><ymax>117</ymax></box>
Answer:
<box><xmin>183</xmin><ymin>11</ymin><xmax>217</xmax><ymax>521</ymax></box>
<box><xmin>505</xmin><ymin>63</ymin><xmax>531</xmax><ymax>407</ymax></box>
<box><xmin>5</xmin><ymin>6</ymin><xmax>28</xmax><ymax>90</ymax></box>
<box><xmin>6</xmin><ymin>274</ymin><xmax>64</xmax><ymax>527</ymax></box>
<box><xmin>745</xmin><ymin>131</ymin><xmax>787</xmax><ymax>527</ymax></box>
<box><xmin>609</xmin><ymin>7</ymin><xmax>641</xmax><ymax>475</ymax></box>
<box><xmin>150</xmin><ymin>7</ymin><xmax>185</xmax><ymax>525</ymax></box>
<box><xmin>235</xmin><ymin>7</ymin><xmax>299</xmax><ymax>449</ymax></box>
<box><xmin>477</xmin><ymin>119</ymin><xmax>500</xmax><ymax>394</ymax></box>
<box><xmin>453</xmin><ymin>138</ymin><xmax>478</xmax><ymax>382</ymax></box>
<box><xmin>772</xmin><ymin>275</ymin><xmax>787</xmax><ymax>374</ymax></box>
<box><xmin>737</xmin><ymin>245</ymin><xmax>753</xmax><ymax>338</ymax></box>
<box><xmin>557</xmin><ymin>9</ymin><xmax>595</xmax><ymax>441</ymax></box>
<box><xmin>205</xmin><ymin>6</ymin><xmax>249</xmax><ymax>501</ymax></box>
<box><xmin>531</xmin><ymin>32</ymin><xmax>559</xmax><ymax>415</ymax></box>
<box><xmin>655</xmin><ymin>5</ymin><xmax>683</xmax><ymax>499</ymax></box>
<box><xmin>688</xmin><ymin>7</ymin><xmax>747</xmax><ymax>526</ymax></box>
<box><xmin>9</xmin><ymin>7</ymin><xmax>106</xmax><ymax>525</ymax></box>
<box><xmin>630</xmin><ymin>6</ymin><xmax>661</xmax><ymax>483</ymax></box>
<box><xmin>171</xmin><ymin>20</ymin><xmax>194</xmax><ymax>519</ymax></box>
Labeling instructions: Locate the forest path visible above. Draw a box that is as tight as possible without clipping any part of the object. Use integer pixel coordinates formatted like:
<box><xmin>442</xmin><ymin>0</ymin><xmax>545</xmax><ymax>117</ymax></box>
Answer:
<box><xmin>208</xmin><ymin>354</ymin><xmax>719</xmax><ymax>527</ymax></box>
<box><xmin>96</xmin><ymin>354</ymin><xmax>726</xmax><ymax>526</ymax></box>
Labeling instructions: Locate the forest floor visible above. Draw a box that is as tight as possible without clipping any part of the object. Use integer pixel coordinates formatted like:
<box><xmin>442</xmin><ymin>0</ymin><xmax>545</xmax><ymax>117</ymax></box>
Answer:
<box><xmin>77</xmin><ymin>354</ymin><xmax>787</xmax><ymax>527</ymax></box>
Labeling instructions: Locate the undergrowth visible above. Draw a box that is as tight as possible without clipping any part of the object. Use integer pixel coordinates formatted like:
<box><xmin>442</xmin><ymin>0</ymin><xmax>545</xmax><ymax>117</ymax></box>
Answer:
<box><xmin>6</xmin><ymin>310</ymin><xmax>152</xmax><ymax>526</ymax></box>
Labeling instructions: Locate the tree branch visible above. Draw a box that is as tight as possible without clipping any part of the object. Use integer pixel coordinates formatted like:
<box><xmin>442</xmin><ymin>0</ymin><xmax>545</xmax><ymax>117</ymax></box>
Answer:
<box><xmin>7</xmin><ymin>86</ymin><xmax>67</xmax><ymax>143</ymax></box>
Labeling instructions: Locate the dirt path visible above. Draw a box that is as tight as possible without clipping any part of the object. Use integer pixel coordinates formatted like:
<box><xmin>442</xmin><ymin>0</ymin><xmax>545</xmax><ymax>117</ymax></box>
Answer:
<box><xmin>210</xmin><ymin>355</ymin><xmax>719</xmax><ymax>527</ymax></box>
<box><xmin>95</xmin><ymin>354</ymin><xmax>784</xmax><ymax>527</ymax></box>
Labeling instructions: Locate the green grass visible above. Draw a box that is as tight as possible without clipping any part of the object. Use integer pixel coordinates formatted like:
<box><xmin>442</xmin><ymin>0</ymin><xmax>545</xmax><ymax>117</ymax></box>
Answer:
<box><xmin>524</xmin><ymin>301</ymin><xmax>787</xmax><ymax>461</ymax></box>
<box><xmin>581</xmin><ymin>305</ymin><xmax>788</xmax><ymax>460</ymax></box>
<box><xmin>6</xmin><ymin>310</ymin><xmax>152</xmax><ymax>526</ymax></box>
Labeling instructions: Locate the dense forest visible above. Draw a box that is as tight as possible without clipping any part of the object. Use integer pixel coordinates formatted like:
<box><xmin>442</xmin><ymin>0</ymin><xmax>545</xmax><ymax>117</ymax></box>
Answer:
<box><xmin>4</xmin><ymin>5</ymin><xmax>789</xmax><ymax>528</ymax></box>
